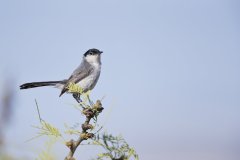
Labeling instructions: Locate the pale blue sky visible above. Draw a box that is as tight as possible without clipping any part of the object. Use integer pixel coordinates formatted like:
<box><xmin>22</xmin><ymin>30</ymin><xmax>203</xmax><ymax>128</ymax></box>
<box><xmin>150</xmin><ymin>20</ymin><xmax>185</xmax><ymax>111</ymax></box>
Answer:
<box><xmin>0</xmin><ymin>0</ymin><xmax>240</xmax><ymax>159</ymax></box>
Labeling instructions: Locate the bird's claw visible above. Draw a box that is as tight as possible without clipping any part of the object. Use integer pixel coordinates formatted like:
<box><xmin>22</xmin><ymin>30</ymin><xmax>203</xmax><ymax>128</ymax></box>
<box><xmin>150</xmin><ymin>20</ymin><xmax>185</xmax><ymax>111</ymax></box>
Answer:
<box><xmin>73</xmin><ymin>93</ymin><xmax>82</xmax><ymax>103</ymax></box>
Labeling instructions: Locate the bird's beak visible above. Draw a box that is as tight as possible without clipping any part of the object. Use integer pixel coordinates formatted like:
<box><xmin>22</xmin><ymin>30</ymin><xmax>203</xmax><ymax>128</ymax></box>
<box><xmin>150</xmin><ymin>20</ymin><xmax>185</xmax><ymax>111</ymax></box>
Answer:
<box><xmin>100</xmin><ymin>51</ymin><xmax>103</xmax><ymax>54</ymax></box>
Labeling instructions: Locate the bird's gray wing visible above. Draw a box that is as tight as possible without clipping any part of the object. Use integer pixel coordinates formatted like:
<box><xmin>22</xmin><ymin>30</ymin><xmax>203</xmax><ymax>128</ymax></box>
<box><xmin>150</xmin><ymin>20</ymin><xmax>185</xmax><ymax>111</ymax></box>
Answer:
<box><xmin>59</xmin><ymin>61</ymin><xmax>93</xmax><ymax>96</ymax></box>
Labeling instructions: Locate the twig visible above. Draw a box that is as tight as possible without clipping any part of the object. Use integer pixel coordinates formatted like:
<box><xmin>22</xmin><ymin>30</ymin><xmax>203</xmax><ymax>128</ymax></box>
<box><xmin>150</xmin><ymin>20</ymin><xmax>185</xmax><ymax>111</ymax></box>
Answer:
<box><xmin>65</xmin><ymin>100</ymin><xmax>104</xmax><ymax>160</ymax></box>
<box><xmin>35</xmin><ymin>99</ymin><xmax>43</xmax><ymax>122</ymax></box>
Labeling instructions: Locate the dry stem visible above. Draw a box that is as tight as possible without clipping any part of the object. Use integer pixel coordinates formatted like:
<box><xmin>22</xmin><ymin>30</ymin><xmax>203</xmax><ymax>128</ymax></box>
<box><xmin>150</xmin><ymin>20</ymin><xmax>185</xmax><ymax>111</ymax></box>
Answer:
<box><xmin>65</xmin><ymin>100</ymin><xmax>103</xmax><ymax>160</ymax></box>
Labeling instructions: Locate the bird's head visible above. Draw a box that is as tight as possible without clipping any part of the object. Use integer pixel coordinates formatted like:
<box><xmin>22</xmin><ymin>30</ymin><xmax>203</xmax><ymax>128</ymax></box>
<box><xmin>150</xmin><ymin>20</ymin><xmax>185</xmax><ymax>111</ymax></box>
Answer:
<box><xmin>84</xmin><ymin>48</ymin><xmax>103</xmax><ymax>64</ymax></box>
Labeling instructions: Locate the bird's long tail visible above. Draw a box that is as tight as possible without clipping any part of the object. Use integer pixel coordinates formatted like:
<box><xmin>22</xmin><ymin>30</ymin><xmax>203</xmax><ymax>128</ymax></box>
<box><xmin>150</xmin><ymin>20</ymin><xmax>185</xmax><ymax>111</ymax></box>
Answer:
<box><xmin>20</xmin><ymin>81</ymin><xmax>65</xmax><ymax>89</ymax></box>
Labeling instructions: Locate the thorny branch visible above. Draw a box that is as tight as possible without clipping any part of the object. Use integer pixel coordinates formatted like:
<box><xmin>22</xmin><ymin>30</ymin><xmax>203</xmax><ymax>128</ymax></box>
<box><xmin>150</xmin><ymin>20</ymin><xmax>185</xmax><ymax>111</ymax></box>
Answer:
<box><xmin>65</xmin><ymin>100</ymin><xmax>104</xmax><ymax>160</ymax></box>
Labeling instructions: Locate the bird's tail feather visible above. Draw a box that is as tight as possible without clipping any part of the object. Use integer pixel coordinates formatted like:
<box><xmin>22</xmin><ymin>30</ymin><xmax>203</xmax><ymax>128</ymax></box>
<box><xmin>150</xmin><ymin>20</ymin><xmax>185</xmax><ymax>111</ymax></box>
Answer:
<box><xmin>20</xmin><ymin>81</ymin><xmax>65</xmax><ymax>89</ymax></box>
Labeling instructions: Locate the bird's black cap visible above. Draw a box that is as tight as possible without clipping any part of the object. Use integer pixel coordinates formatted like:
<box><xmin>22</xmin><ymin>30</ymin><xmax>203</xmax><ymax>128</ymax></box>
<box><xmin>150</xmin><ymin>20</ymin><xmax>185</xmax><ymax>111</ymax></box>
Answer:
<box><xmin>84</xmin><ymin>48</ymin><xmax>103</xmax><ymax>57</ymax></box>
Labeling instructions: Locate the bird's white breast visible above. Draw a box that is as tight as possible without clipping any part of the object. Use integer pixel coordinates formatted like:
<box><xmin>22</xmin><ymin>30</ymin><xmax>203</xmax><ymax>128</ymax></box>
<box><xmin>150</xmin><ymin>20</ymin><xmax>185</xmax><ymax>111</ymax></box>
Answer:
<box><xmin>77</xmin><ymin>63</ymin><xmax>101</xmax><ymax>92</ymax></box>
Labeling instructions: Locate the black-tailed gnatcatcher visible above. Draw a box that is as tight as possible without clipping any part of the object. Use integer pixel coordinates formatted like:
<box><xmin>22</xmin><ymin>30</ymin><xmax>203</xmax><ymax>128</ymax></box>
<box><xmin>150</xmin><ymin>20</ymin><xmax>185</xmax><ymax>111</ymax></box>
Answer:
<box><xmin>20</xmin><ymin>48</ymin><xmax>103</xmax><ymax>103</ymax></box>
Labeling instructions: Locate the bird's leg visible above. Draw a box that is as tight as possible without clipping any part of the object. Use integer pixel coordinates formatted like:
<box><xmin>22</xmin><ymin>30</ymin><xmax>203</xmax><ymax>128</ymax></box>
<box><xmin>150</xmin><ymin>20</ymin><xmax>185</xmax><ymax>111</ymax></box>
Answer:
<box><xmin>73</xmin><ymin>93</ymin><xmax>82</xmax><ymax>103</ymax></box>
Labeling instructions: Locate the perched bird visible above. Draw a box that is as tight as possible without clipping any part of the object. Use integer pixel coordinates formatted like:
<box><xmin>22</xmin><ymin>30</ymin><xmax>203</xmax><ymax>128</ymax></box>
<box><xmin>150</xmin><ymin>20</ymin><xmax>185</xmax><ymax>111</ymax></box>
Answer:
<box><xmin>20</xmin><ymin>48</ymin><xmax>103</xmax><ymax>103</ymax></box>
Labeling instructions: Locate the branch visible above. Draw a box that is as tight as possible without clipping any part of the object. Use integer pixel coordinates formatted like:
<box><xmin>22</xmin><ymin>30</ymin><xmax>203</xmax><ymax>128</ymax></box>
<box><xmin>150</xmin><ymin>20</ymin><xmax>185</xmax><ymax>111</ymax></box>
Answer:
<box><xmin>65</xmin><ymin>100</ymin><xmax>104</xmax><ymax>160</ymax></box>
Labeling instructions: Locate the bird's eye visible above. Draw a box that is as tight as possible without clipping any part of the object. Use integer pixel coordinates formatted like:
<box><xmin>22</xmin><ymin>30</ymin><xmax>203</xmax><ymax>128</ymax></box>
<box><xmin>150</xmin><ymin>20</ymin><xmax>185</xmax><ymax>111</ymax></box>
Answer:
<box><xmin>89</xmin><ymin>52</ymin><xmax>93</xmax><ymax>55</ymax></box>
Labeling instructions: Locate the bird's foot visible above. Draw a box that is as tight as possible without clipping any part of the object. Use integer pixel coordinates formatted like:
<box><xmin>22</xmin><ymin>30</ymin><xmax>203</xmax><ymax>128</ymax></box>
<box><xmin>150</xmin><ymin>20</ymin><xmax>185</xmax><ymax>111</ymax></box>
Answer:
<box><xmin>73</xmin><ymin>93</ymin><xmax>82</xmax><ymax>103</ymax></box>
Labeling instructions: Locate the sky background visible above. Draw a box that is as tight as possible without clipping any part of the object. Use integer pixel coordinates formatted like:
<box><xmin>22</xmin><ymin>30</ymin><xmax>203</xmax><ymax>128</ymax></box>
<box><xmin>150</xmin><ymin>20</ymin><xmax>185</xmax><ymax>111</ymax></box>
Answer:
<box><xmin>0</xmin><ymin>0</ymin><xmax>240</xmax><ymax>159</ymax></box>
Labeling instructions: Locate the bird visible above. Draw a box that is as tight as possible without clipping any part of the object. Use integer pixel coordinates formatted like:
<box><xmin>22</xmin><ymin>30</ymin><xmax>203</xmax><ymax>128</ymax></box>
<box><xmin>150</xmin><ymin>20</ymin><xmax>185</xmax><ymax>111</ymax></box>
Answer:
<box><xmin>20</xmin><ymin>48</ymin><xmax>103</xmax><ymax>103</ymax></box>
